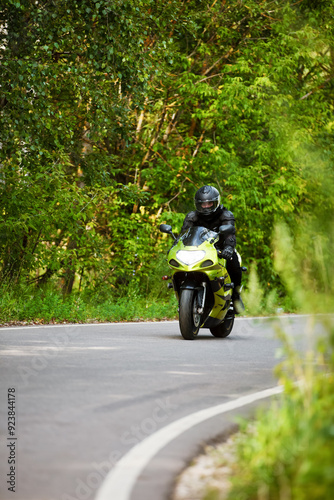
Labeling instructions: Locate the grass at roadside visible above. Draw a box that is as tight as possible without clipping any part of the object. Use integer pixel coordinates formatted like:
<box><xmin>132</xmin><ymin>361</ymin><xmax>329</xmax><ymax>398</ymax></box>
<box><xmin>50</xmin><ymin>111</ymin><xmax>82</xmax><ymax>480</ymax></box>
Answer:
<box><xmin>199</xmin><ymin>220</ymin><xmax>334</xmax><ymax>500</ymax></box>
<box><xmin>0</xmin><ymin>272</ymin><xmax>296</xmax><ymax>326</ymax></box>
<box><xmin>202</xmin><ymin>317</ymin><xmax>334</xmax><ymax>500</ymax></box>
<box><xmin>242</xmin><ymin>323</ymin><xmax>333</xmax><ymax>500</ymax></box>
<box><xmin>0</xmin><ymin>285</ymin><xmax>178</xmax><ymax>325</ymax></box>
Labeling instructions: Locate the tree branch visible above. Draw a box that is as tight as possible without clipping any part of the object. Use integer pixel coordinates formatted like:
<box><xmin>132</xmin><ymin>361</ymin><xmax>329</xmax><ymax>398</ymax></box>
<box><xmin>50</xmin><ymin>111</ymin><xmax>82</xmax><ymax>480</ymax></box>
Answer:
<box><xmin>203</xmin><ymin>47</ymin><xmax>234</xmax><ymax>76</ymax></box>
<box><xmin>299</xmin><ymin>77</ymin><xmax>332</xmax><ymax>100</ymax></box>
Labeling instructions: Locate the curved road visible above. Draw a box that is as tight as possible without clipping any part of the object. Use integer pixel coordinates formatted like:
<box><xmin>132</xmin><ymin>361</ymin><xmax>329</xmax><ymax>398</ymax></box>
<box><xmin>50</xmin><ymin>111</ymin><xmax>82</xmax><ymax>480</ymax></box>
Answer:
<box><xmin>0</xmin><ymin>315</ymin><xmax>323</xmax><ymax>500</ymax></box>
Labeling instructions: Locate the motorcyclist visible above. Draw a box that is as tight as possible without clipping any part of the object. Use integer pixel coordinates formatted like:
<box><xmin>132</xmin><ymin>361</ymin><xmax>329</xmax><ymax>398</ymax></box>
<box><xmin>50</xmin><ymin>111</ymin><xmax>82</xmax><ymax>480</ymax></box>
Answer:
<box><xmin>181</xmin><ymin>185</ymin><xmax>245</xmax><ymax>314</ymax></box>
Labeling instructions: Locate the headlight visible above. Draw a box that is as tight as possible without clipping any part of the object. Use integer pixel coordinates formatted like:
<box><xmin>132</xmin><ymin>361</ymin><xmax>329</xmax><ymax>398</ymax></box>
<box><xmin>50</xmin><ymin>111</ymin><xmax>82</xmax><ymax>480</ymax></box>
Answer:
<box><xmin>176</xmin><ymin>250</ymin><xmax>206</xmax><ymax>265</ymax></box>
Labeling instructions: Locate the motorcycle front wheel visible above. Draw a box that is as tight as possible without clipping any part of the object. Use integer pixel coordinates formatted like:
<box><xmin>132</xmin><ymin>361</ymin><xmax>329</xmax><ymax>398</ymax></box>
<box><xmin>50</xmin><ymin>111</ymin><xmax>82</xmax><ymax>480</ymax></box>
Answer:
<box><xmin>210</xmin><ymin>311</ymin><xmax>235</xmax><ymax>338</ymax></box>
<box><xmin>179</xmin><ymin>289</ymin><xmax>201</xmax><ymax>340</ymax></box>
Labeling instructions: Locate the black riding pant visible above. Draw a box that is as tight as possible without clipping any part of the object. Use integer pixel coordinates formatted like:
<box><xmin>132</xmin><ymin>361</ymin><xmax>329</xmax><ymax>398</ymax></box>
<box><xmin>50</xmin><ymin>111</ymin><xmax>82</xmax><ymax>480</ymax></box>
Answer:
<box><xmin>226</xmin><ymin>251</ymin><xmax>242</xmax><ymax>288</ymax></box>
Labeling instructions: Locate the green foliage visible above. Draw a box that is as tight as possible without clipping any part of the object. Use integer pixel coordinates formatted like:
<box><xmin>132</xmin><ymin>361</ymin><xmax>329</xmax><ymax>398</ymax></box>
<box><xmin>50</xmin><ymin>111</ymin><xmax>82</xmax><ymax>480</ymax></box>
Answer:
<box><xmin>1</xmin><ymin>0</ymin><xmax>334</xmax><ymax>301</ymax></box>
<box><xmin>203</xmin><ymin>214</ymin><xmax>334</xmax><ymax>499</ymax></box>
<box><xmin>243</xmin><ymin>263</ymin><xmax>264</xmax><ymax>316</ymax></box>
<box><xmin>222</xmin><ymin>325</ymin><xmax>334</xmax><ymax>500</ymax></box>
<box><xmin>0</xmin><ymin>282</ymin><xmax>177</xmax><ymax>324</ymax></box>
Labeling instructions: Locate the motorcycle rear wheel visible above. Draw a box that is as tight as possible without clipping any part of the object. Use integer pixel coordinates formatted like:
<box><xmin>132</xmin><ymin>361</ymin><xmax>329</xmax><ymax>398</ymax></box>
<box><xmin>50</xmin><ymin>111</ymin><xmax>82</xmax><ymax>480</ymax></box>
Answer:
<box><xmin>179</xmin><ymin>289</ymin><xmax>201</xmax><ymax>340</ymax></box>
<box><xmin>210</xmin><ymin>311</ymin><xmax>235</xmax><ymax>338</ymax></box>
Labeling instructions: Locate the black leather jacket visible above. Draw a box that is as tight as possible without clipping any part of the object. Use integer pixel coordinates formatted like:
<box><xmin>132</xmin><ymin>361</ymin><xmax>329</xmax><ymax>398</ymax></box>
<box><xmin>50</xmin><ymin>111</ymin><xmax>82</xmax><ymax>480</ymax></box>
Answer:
<box><xmin>181</xmin><ymin>205</ymin><xmax>236</xmax><ymax>250</ymax></box>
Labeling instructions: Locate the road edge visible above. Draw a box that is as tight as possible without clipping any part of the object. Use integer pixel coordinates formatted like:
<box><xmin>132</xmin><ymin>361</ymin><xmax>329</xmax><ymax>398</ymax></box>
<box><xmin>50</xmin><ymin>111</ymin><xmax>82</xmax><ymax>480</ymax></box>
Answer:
<box><xmin>95</xmin><ymin>385</ymin><xmax>284</xmax><ymax>500</ymax></box>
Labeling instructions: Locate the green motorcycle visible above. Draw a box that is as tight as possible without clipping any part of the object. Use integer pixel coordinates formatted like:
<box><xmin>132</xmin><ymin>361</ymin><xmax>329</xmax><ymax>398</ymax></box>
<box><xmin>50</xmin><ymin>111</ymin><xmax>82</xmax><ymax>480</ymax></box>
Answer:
<box><xmin>159</xmin><ymin>223</ymin><xmax>238</xmax><ymax>340</ymax></box>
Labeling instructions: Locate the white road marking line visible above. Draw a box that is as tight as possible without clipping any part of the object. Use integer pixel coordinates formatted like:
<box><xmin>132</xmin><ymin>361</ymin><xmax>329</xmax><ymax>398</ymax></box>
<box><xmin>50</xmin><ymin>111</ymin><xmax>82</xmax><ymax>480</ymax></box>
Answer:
<box><xmin>1</xmin><ymin>346</ymin><xmax>121</xmax><ymax>355</ymax></box>
<box><xmin>95</xmin><ymin>385</ymin><xmax>283</xmax><ymax>500</ymax></box>
<box><xmin>166</xmin><ymin>371</ymin><xmax>204</xmax><ymax>375</ymax></box>
<box><xmin>0</xmin><ymin>314</ymin><xmax>314</xmax><ymax>331</ymax></box>
<box><xmin>0</xmin><ymin>321</ymin><xmax>179</xmax><ymax>331</ymax></box>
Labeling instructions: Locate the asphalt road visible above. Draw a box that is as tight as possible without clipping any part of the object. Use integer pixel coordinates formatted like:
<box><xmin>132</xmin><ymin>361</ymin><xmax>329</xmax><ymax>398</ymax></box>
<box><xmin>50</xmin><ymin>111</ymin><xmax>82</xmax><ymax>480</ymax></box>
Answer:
<box><xmin>0</xmin><ymin>315</ymin><xmax>326</xmax><ymax>500</ymax></box>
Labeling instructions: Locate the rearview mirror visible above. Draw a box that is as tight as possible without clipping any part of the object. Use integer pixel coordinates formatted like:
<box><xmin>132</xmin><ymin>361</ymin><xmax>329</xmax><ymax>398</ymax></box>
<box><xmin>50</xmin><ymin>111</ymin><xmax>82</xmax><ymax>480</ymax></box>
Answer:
<box><xmin>159</xmin><ymin>224</ymin><xmax>176</xmax><ymax>240</ymax></box>
<box><xmin>159</xmin><ymin>224</ymin><xmax>173</xmax><ymax>234</ymax></box>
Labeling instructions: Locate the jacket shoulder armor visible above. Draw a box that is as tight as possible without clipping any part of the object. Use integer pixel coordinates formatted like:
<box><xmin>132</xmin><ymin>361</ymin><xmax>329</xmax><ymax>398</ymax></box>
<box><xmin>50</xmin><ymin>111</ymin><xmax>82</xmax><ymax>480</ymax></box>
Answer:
<box><xmin>181</xmin><ymin>211</ymin><xmax>198</xmax><ymax>231</ymax></box>
<box><xmin>219</xmin><ymin>207</ymin><xmax>235</xmax><ymax>223</ymax></box>
<box><xmin>185</xmin><ymin>211</ymin><xmax>198</xmax><ymax>223</ymax></box>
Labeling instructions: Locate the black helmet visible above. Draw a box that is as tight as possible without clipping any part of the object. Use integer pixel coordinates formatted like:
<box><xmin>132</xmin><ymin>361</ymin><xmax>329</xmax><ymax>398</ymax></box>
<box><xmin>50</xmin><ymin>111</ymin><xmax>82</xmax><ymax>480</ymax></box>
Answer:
<box><xmin>194</xmin><ymin>185</ymin><xmax>220</xmax><ymax>215</ymax></box>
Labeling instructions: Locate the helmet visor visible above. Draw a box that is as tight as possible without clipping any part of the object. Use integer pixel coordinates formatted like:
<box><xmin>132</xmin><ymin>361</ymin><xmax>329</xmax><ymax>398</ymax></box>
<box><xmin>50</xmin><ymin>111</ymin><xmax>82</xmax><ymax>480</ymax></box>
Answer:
<box><xmin>195</xmin><ymin>198</ymin><xmax>219</xmax><ymax>214</ymax></box>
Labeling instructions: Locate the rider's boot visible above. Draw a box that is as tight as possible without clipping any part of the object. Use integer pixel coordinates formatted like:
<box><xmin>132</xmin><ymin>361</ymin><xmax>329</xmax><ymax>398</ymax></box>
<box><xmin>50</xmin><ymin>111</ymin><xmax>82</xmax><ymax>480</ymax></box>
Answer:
<box><xmin>232</xmin><ymin>286</ymin><xmax>245</xmax><ymax>314</ymax></box>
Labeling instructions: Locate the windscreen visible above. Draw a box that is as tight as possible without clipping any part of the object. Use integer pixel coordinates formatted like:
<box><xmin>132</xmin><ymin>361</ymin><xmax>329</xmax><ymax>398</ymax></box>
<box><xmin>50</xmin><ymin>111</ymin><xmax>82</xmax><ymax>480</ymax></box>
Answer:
<box><xmin>179</xmin><ymin>226</ymin><xmax>218</xmax><ymax>247</ymax></box>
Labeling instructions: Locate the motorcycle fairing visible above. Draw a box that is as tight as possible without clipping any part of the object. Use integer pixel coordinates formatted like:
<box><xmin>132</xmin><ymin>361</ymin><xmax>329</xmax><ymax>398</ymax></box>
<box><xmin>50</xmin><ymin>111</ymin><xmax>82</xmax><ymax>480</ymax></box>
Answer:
<box><xmin>167</xmin><ymin>226</ymin><xmax>232</xmax><ymax>328</ymax></box>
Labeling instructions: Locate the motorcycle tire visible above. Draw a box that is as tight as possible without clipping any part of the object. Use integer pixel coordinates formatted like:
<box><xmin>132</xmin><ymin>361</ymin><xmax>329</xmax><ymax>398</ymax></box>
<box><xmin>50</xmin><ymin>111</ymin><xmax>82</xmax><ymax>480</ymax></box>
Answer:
<box><xmin>179</xmin><ymin>289</ymin><xmax>201</xmax><ymax>340</ymax></box>
<box><xmin>210</xmin><ymin>311</ymin><xmax>235</xmax><ymax>338</ymax></box>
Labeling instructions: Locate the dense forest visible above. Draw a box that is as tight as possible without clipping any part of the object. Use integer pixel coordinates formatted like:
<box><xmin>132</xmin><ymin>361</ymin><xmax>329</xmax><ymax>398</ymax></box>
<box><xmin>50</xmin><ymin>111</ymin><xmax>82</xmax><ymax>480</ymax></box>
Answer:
<box><xmin>2</xmin><ymin>4</ymin><xmax>333</xmax><ymax>496</ymax></box>
<box><xmin>1</xmin><ymin>0</ymin><xmax>333</xmax><ymax>303</ymax></box>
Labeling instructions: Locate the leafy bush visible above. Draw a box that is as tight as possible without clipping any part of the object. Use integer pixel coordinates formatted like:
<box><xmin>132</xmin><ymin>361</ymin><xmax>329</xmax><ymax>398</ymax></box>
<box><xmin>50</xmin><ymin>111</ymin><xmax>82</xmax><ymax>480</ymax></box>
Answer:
<box><xmin>204</xmin><ymin>214</ymin><xmax>334</xmax><ymax>500</ymax></box>
<box><xmin>221</xmin><ymin>321</ymin><xmax>334</xmax><ymax>500</ymax></box>
<box><xmin>0</xmin><ymin>281</ymin><xmax>178</xmax><ymax>325</ymax></box>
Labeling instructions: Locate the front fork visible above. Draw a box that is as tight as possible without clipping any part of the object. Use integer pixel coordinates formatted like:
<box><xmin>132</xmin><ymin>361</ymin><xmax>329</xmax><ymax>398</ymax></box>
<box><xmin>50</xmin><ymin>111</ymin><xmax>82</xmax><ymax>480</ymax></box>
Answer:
<box><xmin>177</xmin><ymin>281</ymin><xmax>207</xmax><ymax>316</ymax></box>
<box><xmin>196</xmin><ymin>282</ymin><xmax>207</xmax><ymax>314</ymax></box>
<box><xmin>163</xmin><ymin>275</ymin><xmax>208</xmax><ymax>315</ymax></box>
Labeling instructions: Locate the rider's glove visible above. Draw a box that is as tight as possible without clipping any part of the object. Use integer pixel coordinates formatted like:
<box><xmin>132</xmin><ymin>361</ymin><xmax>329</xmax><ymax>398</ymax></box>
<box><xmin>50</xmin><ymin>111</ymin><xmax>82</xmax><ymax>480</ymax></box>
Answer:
<box><xmin>221</xmin><ymin>246</ymin><xmax>234</xmax><ymax>260</ymax></box>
